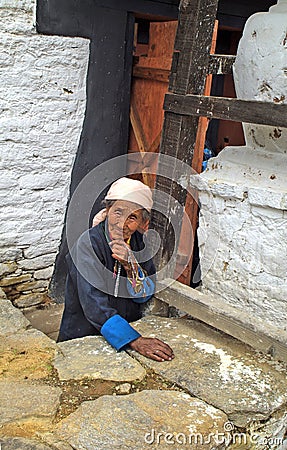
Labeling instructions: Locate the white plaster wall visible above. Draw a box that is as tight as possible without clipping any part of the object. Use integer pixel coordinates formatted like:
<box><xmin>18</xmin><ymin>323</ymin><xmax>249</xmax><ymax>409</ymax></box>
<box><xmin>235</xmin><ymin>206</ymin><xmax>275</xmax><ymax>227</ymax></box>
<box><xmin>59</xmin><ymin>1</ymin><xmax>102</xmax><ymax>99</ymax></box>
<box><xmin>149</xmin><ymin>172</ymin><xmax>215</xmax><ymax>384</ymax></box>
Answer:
<box><xmin>197</xmin><ymin>186</ymin><xmax>287</xmax><ymax>329</ymax></box>
<box><xmin>197</xmin><ymin>2</ymin><xmax>287</xmax><ymax>331</ymax></box>
<box><xmin>0</xmin><ymin>0</ymin><xmax>90</xmax><ymax>305</ymax></box>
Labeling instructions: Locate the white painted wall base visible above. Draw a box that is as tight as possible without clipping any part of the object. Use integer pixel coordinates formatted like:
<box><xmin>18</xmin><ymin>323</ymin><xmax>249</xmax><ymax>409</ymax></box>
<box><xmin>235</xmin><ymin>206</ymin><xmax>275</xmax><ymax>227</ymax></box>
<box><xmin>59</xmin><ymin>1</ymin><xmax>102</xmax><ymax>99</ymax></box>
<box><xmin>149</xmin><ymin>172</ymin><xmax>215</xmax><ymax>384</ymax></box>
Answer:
<box><xmin>197</xmin><ymin>0</ymin><xmax>287</xmax><ymax>329</ymax></box>
<box><xmin>0</xmin><ymin>0</ymin><xmax>89</xmax><ymax>306</ymax></box>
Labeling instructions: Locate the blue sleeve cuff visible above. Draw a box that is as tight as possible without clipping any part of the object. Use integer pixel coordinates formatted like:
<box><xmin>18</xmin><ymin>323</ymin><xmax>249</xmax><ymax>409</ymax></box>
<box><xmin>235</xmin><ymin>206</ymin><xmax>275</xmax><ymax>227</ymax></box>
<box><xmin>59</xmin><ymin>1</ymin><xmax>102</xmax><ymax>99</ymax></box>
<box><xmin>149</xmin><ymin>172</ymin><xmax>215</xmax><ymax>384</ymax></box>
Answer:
<box><xmin>101</xmin><ymin>314</ymin><xmax>141</xmax><ymax>351</ymax></box>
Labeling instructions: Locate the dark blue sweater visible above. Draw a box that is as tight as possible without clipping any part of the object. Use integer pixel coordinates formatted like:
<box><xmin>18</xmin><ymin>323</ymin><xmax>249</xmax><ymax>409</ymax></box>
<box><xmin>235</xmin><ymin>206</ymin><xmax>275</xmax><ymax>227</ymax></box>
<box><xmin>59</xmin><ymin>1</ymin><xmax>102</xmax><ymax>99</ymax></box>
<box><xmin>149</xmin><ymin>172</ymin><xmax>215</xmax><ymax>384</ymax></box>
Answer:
<box><xmin>58</xmin><ymin>221</ymin><xmax>156</xmax><ymax>350</ymax></box>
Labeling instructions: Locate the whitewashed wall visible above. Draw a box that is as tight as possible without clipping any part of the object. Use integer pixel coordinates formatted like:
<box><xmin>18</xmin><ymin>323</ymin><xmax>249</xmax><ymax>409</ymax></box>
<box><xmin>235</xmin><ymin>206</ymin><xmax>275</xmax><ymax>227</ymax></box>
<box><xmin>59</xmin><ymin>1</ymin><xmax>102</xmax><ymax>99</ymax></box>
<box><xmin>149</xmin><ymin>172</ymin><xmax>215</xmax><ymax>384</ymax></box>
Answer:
<box><xmin>197</xmin><ymin>2</ymin><xmax>287</xmax><ymax>332</ymax></box>
<box><xmin>0</xmin><ymin>0</ymin><xmax>90</xmax><ymax>307</ymax></box>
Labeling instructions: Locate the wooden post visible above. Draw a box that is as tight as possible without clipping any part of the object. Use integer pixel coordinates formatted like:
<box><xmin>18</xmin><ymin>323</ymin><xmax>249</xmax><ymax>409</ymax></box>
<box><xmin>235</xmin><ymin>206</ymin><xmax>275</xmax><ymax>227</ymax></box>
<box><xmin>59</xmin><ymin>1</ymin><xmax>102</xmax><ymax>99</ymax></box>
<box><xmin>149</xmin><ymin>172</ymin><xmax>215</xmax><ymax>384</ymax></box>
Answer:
<box><xmin>152</xmin><ymin>0</ymin><xmax>219</xmax><ymax>276</ymax></box>
<box><xmin>177</xmin><ymin>20</ymin><xmax>218</xmax><ymax>285</ymax></box>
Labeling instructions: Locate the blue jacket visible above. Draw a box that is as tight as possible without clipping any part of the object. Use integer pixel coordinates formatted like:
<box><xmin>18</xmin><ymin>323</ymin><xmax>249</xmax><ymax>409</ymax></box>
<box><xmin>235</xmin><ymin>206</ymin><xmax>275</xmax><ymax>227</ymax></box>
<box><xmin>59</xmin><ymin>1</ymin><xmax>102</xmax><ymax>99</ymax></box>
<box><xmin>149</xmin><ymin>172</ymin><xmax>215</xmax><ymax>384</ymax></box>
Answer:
<box><xmin>58</xmin><ymin>221</ymin><xmax>156</xmax><ymax>350</ymax></box>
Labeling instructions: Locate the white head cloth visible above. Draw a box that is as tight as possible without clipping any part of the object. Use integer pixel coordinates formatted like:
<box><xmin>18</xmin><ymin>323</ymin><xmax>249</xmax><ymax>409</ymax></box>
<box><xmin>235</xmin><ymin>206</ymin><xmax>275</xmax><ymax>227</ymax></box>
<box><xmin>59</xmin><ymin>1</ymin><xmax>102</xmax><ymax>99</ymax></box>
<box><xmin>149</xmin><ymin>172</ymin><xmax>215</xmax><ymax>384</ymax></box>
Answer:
<box><xmin>92</xmin><ymin>177</ymin><xmax>153</xmax><ymax>227</ymax></box>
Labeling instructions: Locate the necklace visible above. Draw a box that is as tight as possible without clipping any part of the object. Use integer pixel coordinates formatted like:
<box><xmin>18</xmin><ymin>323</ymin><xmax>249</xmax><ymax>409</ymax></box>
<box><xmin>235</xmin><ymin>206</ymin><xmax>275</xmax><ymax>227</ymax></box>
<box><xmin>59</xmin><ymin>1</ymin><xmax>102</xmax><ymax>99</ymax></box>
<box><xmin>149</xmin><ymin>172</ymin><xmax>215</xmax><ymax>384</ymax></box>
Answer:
<box><xmin>103</xmin><ymin>220</ymin><xmax>131</xmax><ymax>297</ymax></box>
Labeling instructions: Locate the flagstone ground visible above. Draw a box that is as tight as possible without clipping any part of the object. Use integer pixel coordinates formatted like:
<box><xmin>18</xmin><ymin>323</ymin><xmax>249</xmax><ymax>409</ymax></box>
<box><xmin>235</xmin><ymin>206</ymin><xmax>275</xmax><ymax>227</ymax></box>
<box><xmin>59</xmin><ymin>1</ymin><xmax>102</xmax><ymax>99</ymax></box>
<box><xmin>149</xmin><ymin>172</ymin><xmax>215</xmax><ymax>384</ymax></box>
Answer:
<box><xmin>1</xmin><ymin>292</ymin><xmax>287</xmax><ymax>449</ymax></box>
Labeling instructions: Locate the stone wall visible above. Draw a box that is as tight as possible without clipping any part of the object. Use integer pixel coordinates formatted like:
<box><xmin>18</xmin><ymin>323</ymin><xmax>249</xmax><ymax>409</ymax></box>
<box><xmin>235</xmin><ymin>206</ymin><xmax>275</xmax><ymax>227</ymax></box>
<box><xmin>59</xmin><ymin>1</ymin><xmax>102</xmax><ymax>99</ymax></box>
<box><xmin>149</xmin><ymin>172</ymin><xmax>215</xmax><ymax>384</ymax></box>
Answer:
<box><xmin>0</xmin><ymin>0</ymin><xmax>90</xmax><ymax>307</ymax></box>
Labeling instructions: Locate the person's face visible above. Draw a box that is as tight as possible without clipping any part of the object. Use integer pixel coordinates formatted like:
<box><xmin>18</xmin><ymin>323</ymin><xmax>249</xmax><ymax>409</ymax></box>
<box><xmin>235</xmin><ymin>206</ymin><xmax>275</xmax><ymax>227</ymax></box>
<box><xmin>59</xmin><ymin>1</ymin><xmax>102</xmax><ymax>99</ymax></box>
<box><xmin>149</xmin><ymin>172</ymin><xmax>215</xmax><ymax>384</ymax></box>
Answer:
<box><xmin>107</xmin><ymin>200</ymin><xmax>148</xmax><ymax>241</ymax></box>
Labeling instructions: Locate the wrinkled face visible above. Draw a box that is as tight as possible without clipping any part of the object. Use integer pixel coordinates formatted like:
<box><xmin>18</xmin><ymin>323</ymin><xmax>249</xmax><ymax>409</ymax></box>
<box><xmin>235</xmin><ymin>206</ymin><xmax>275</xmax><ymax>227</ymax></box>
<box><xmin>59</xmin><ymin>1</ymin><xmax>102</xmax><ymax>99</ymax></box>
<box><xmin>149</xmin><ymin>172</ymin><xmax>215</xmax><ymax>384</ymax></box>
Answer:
<box><xmin>107</xmin><ymin>200</ymin><xmax>147</xmax><ymax>241</ymax></box>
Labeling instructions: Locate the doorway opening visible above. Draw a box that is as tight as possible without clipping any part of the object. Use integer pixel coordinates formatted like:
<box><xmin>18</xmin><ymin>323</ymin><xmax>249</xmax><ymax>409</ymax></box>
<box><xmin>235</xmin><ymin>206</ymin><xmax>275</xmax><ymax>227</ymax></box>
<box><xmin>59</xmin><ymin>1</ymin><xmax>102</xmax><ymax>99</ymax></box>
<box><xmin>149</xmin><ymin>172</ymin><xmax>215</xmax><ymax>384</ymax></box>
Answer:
<box><xmin>127</xmin><ymin>15</ymin><xmax>247</xmax><ymax>289</ymax></box>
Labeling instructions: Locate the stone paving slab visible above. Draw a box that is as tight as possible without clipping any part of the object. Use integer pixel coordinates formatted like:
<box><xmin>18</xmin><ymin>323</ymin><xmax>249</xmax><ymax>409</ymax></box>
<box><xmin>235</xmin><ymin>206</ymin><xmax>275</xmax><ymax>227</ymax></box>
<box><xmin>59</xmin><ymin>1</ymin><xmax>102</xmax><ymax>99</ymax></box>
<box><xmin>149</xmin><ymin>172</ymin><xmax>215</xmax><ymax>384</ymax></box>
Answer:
<box><xmin>0</xmin><ymin>299</ymin><xmax>29</xmax><ymax>337</ymax></box>
<box><xmin>0</xmin><ymin>437</ymin><xmax>53</xmax><ymax>450</ymax></box>
<box><xmin>54</xmin><ymin>336</ymin><xmax>146</xmax><ymax>382</ymax></box>
<box><xmin>0</xmin><ymin>329</ymin><xmax>57</xmax><ymax>381</ymax></box>
<box><xmin>128</xmin><ymin>316</ymin><xmax>287</xmax><ymax>427</ymax></box>
<box><xmin>23</xmin><ymin>303</ymin><xmax>64</xmax><ymax>341</ymax></box>
<box><xmin>55</xmin><ymin>390</ymin><xmax>229</xmax><ymax>450</ymax></box>
<box><xmin>0</xmin><ymin>381</ymin><xmax>61</xmax><ymax>426</ymax></box>
<box><xmin>35</xmin><ymin>433</ymin><xmax>75</xmax><ymax>450</ymax></box>
<box><xmin>0</xmin><ymin>328</ymin><xmax>57</xmax><ymax>353</ymax></box>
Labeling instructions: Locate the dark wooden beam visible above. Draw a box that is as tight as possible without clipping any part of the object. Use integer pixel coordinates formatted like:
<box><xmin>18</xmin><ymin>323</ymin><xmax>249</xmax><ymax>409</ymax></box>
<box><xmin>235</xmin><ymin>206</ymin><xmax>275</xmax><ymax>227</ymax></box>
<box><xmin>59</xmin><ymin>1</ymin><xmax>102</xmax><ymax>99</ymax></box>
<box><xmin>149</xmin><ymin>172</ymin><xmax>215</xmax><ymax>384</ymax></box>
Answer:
<box><xmin>164</xmin><ymin>93</ymin><xmax>287</xmax><ymax>128</ymax></box>
<box><xmin>208</xmin><ymin>54</ymin><xmax>235</xmax><ymax>75</ymax></box>
<box><xmin>152</xmin><ymin>0</ymin><xmax>219</xmax><ymax>275</ymax></box>
<box><xmin>217</xmin><ymin>0</ymin><xmax>276</xmax><ymax>19</ymax></box>
<box><xmin>50</xmin><ymin>10</ymin><xmax>135</xmax><ymax>301</ymax></box>
<box><xmin>169</xmin><ymin>0</ymin><xmax>219</xmax><ymax>94</ymax></box>
<box><xmin>37</xmin><ymin>0</ymin><xmax>179</xmax><ymax>37</ymax></box>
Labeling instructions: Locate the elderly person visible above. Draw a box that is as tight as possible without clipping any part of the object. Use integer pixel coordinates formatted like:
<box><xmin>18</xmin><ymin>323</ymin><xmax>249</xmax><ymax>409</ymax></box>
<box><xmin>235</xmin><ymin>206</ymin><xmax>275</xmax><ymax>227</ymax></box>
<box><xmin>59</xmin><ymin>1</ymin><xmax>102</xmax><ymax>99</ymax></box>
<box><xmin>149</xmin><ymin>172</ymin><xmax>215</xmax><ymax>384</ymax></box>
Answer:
<box><xmin>58</xmin><ymin>177</ymin><xmax>174</xmax><ymax>362</ymax></box>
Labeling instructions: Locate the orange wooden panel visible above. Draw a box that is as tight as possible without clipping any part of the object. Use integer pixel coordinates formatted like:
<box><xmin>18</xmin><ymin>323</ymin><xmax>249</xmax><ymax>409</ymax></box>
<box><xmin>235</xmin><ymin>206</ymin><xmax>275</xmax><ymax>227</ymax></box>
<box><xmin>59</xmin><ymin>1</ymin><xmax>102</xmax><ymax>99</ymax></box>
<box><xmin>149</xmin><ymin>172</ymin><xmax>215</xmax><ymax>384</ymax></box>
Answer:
<box><xmin>128</xmin><ymin>21</ymin><xmax>177</xmax><ymax>188</ymax></box>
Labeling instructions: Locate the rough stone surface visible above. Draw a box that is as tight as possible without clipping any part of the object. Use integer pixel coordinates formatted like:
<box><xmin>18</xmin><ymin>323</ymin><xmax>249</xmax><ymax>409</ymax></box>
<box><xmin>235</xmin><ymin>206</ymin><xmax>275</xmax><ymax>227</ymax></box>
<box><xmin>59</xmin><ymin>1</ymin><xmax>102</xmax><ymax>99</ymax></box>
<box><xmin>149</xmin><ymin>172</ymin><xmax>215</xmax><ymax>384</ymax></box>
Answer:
<box><xmin>0</xmin><ymin>299</ymin><xmax>29</xmax><ymax>336</ymax></box>
<box><xmin>129</xmin><ymin>316</ymin><xmax>287</xmax><ymax>427</ymax></box>
<box><xmin>0</xmin><ymin>273</ymin><xmax>32</xmax><ymax>287</ymax></box>
<box><xmin>13</xmin><ymin>293</ymin><xmax>47</xmax><ymax>308</ymax></box>
<box><xmin>247</xmin><ymin>409</ymin><xmax>287</xmax><ymax>450</ymax></box>
<box><xmin>0</xmin><ymin>437</ymin><xmax>53</xmax><ymax>450</ymax></box>
<box><xmin>0</xmin><ymin>381</ymin><xmax>61</xmax><ymax>426</ymax></box>
<box><xmin>35</xmin><ymin>434</ymin><xmax>74</xmax><ymax>450</ymax></box>
<box><xmin>0</xmin><ymin>328</ymin><xmax>57</xmax><ymax>354</ymax></box>
<box><xmin>115</xmin><ymin>382</ymin><xmax>132</xmax><ymax>394</ymax></box>
<box><xmin>17</xmin><ymin>254</ymin><xmax>58</xmax><ymax>272</ymax></box>
<box><xmin>54</xmin><ymin>336</ymin><xmax>146</xmax><ymax>382</ymax></box>
<box><xmin>2</xmin><ymin>301</ymin><xmax>287</xmax><ymax>448</ymax></box>
<box><xmin>0</xmin><ymin>0</ymin><xmax>36</xmax><ymax>35</ymax></box>
<box><xmin>0</xmin><ymin>262</ymin><xmax>17</xmax><ymax>277</ymax></box>
<box><xmin>0</xmin><ymin>287</ymin><xmax>7</xmax><ymax>298</ymax></box>
<box><xmin>55</xmin><ymin>390</ymin><xmax>229</xmax><ymax>450</ymax></box>
<box><xmin>34</xmin><ymin>266</ymin><xmax>54</xmax><ymax>280</ymax></box>
<box><xmin>15</xmin><ymin>279</ymin><xmax>49</xmax><ymax>292</ymax></box>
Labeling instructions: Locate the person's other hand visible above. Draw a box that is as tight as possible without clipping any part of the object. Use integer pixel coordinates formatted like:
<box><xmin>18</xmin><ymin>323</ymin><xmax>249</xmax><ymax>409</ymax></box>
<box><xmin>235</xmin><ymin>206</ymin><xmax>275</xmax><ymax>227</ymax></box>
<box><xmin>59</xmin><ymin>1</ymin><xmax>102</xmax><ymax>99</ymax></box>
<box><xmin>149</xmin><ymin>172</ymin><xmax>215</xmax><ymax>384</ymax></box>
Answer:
<box><xmin>129</xmin><ymin>337</ymin><xmax>174</xmax><ymax>361</ymax></box>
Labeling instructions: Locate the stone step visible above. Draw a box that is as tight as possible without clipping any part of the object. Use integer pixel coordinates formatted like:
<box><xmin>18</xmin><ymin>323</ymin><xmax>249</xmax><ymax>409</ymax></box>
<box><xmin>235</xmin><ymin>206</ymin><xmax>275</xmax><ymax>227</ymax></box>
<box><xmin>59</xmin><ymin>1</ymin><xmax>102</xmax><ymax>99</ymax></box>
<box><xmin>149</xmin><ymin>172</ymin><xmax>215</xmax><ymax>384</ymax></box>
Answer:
<box><xmin>1</xmin><ymin>301</ymin><xmax>287</xmax><ymax>449</ymax></box>
<box><xmin>54</xmin><ymin>335</ymin><xmax>146</xmax><ymax>382</ymax></box>
<box><xmin>54</xmin><ymin>390</ymin><xmax>229</xmax><ymax>450</ymax></box>
<box><xmin>128</xmin><ymin>316</ymin><xmax>287</xmax><ymax>428</ymax></box>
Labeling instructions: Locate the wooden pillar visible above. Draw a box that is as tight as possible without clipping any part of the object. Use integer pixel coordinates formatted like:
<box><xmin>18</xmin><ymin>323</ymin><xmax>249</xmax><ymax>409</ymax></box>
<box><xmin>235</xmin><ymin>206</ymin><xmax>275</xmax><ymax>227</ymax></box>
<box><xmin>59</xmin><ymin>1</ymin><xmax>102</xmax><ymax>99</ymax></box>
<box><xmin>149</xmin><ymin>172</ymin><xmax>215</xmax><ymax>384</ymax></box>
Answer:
<box><xmin>152</xmin><ymin>0</ymin><xmax>219</xmax><ymax>277</ymax></box>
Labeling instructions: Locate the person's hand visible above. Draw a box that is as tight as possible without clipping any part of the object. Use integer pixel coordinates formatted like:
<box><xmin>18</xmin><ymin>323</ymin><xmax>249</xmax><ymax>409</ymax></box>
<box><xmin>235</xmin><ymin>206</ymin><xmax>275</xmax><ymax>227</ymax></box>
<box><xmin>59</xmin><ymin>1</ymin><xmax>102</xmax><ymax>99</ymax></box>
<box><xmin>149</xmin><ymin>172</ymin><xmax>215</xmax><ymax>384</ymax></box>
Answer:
<box><xmin>109</xmin><ymin>240</ymin><xmax>129</xmax><ymax>267</ymax></box>
<box><xmin>129</xmin><ymin>337</ymin><xmax>174</xmax><ymax>362</ymax></box>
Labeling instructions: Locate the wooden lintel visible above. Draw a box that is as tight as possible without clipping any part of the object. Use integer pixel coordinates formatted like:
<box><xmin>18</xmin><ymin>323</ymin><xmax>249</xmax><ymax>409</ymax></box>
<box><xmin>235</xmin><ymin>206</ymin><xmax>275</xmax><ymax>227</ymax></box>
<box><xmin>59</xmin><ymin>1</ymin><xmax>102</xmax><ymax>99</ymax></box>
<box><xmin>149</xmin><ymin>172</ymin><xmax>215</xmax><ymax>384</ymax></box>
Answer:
<box><xmin>155</xmin><ymin>280</ymin><xmax>287</xmax><ymax>363</ymax></box>
<box><xmin>133</xmin><ymin>66</ymin><xmax>170</xmax><ymax>83</ymax></box>
<box><xmin>208</xmin><ymin>54</ymin><xmax>236</xmax><ymax>75</ymax></box>
<box><xmin>164</xmin><ymin>93</ymin><xmax>287</xmax><ymax>128</ymax></box>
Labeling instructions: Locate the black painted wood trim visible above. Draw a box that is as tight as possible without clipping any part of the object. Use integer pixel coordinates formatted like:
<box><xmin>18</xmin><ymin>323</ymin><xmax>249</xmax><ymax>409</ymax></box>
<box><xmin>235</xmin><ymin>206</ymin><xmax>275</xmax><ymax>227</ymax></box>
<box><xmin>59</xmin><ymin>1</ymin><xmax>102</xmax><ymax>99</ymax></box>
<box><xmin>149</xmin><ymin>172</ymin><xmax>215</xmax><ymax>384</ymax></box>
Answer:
<box><xmin>36</xmin><ymin>0</ymin><xmax>179</xmax><ymax>37</ymax></box>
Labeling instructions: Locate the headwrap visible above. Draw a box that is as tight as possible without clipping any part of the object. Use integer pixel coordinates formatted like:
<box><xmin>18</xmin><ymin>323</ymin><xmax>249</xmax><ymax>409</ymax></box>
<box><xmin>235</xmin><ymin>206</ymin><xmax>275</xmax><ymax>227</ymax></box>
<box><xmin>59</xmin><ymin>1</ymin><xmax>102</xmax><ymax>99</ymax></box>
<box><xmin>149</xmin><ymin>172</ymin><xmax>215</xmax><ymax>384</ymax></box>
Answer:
<box><xmin>92</xmin><ymin>177</ymin><xmax>153</xmax><ymax>227</ymax></box>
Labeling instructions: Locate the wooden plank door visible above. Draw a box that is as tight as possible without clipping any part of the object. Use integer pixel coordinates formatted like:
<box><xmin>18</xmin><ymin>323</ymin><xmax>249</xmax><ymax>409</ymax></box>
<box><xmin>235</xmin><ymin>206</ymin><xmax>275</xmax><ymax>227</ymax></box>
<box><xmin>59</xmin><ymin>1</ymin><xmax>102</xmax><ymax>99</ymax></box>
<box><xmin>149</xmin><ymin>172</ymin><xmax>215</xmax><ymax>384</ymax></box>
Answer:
<box><xmin>128</xmin><ymin>18</ymin><xmax>218</xmax><ymax>287</ymax></box>
<box><xmin>127</xmin><ymin>20</ymin><xmax>178</xmax><ymax>187</ymax></box>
